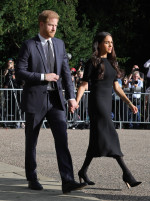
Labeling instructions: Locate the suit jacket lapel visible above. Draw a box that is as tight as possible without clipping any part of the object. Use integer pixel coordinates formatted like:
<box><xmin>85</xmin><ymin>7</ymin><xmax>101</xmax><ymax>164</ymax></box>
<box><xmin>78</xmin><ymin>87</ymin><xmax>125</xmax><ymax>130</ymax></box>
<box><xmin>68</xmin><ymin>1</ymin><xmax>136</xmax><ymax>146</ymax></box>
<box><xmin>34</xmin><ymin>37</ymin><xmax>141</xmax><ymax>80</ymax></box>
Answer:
<box><xmin>52</xmin><ymin>38</ymin><xmax>58</xmax><ymax>74</ymax></box>
<box><xmin>35</xmin><ymin>35</ymin><xmax>48</xmax><ymax>73</ymax></box>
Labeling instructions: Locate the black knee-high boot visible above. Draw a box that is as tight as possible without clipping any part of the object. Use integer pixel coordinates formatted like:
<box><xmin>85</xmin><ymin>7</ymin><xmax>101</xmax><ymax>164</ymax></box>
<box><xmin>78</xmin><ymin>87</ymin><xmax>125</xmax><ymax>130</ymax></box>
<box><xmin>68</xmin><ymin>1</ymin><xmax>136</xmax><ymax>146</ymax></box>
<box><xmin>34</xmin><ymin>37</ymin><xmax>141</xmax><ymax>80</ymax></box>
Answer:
<box><xmin>115</xmin><ymin>156</ymin><xmax>142</xmax><ymax>188</ymax></box>
<box><xmin>78</xmin><ymin>155</ymin><xmax>95</xmax><ymax>185</ymax></box>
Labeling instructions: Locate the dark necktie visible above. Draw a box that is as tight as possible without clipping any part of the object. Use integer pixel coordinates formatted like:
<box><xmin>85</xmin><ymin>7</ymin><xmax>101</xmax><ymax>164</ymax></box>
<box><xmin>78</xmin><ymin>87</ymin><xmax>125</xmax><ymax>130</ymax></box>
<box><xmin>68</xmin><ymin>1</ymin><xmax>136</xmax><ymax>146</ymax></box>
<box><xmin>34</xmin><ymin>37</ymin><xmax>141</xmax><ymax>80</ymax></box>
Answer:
<box><xmin>47</xmin><ymin>40</ymin><xmax>56</xmax><ymax>90</ymax></box>
<box><xmin>47</xmin><ymin>40</ymin><xmax>54</xmax><ymax>73</ymax></box>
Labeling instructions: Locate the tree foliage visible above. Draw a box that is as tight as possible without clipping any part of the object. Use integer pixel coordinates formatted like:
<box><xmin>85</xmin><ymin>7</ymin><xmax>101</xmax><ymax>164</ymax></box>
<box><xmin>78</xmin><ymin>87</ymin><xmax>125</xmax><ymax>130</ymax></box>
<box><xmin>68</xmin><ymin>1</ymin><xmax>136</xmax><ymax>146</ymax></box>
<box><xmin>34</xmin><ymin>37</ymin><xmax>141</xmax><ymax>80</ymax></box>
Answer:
<box><xmin>0</xmin><ymin>0</ymin><xmax>150</xmax><ymax>76</ymax></box>
<box><xmin>0</xmin><ymin>0</ymin><xmax>97</xmax><ymax>70</ymax></box>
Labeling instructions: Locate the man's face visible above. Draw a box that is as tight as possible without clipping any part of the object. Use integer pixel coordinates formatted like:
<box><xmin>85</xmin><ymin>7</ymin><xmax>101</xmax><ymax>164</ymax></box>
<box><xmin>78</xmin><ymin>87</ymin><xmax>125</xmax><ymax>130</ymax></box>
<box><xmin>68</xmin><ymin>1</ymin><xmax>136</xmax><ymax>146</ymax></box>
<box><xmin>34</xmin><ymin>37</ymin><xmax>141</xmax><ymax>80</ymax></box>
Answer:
<box><xmin>133</xmin><ymin>74</ymin><xmax>139</xmax><ymax>81</ymax></box>
<box><xmin>40</xmin><ymin>18</ymin><xmax>58</xmax><ymax>39</ymax></box>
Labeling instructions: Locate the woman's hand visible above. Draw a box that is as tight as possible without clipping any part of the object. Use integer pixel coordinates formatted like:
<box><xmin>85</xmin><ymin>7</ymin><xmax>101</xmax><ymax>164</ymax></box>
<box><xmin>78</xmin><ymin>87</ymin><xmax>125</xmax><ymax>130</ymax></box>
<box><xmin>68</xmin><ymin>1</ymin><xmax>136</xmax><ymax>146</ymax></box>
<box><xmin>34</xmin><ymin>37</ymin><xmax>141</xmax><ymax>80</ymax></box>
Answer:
<box><xmin>75</xmin><ymin>103</ymin><xmax>79</xmax><ymax>109</ymax></box>
<box><xmin>129</xmin><ymin>103</ymin><xmax>138</xmax><ymax>114</ymax></box>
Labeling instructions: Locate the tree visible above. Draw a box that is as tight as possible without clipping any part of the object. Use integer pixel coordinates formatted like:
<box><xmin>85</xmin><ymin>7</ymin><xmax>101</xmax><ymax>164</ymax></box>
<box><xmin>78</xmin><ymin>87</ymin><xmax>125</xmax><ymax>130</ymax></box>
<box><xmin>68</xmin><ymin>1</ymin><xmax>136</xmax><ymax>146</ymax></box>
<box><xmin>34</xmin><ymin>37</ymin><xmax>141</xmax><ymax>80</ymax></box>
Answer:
<box><xmin>0</xmin><ymin>0</ymin><xmax>41</xmax><ymax>69</ymax></box>
<box><xmin>1</xmin><ymin>0</ymin><xmax>150</xmax><ymax>77</ymax></box>
<box><xmin>55</xmin><ymin>0</ymin><xmax>98</xmax><ymax>67</ymax></box>
<box><xmin>77</xmin><ymin>0</ymin><xmax>150</xmax><ymax>74</ymax></box>
<box><xmin>0</xmin><ymin>0</ymin><xmax>97</xmax><ymax>73</ymax></box>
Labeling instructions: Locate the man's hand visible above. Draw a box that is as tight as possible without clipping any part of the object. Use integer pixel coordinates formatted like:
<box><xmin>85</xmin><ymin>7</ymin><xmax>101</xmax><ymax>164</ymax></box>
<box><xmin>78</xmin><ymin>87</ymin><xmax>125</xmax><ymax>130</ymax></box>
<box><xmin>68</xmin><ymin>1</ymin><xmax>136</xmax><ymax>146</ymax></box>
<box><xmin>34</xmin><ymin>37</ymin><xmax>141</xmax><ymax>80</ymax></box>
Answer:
<box><xmin>68</xmin><ymin>99</ymin><xmax>78</xmax><ymax>113</ymax></box>
<box><xmin>45</xmin><ymin>73</ymin><xmax>59</xmax><ymax>82</ymax></box>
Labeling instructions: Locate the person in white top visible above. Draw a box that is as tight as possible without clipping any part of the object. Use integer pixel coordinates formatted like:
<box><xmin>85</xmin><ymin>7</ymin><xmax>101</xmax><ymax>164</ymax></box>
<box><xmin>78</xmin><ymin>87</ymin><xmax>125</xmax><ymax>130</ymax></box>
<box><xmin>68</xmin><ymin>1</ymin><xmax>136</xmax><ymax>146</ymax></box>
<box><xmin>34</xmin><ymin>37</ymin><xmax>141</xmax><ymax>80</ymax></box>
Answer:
<box><xmin>128</xmin><ymin>71</ymin><xmax>143</xmax><ymax>128</ymax></box>
<box><xmin>144</xmin><ymin>59</ymin><xmax>150</xmax><ymax>88</ymax></box>
<box><xmin>145</xmin><ymin>86</ymin><xmax>150</xmax><ymax>123</ymax></box>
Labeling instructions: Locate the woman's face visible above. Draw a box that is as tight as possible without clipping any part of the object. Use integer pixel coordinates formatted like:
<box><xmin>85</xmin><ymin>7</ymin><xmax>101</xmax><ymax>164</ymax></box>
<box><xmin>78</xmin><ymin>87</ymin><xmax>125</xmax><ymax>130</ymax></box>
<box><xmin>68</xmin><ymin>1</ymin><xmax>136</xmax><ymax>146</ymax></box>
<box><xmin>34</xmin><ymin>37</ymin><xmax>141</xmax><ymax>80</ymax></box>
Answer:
<box><xmin>8</xmin><ymin>60</ymin><xmax>14</xmax><ymax>69</ymax></box>
<box><xmin>99</xmin><ymin>35</ymin><xmax>113</xmax><ymax>57</ymax></box>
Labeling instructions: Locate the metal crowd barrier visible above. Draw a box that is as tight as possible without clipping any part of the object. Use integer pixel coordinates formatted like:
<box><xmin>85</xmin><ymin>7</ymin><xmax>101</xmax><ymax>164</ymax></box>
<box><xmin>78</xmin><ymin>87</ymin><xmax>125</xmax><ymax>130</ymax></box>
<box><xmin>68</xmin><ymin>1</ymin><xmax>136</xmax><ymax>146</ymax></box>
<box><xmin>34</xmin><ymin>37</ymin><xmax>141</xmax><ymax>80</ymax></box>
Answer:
<box><xmin>112</xmin><ymin>92</ymin><xmax>150</xmax><ymax>128</ymax></box>
<box><xmin>0</xmin><ymin>88</ymin><xmax>150</xmax><ymax>129</ymax></box>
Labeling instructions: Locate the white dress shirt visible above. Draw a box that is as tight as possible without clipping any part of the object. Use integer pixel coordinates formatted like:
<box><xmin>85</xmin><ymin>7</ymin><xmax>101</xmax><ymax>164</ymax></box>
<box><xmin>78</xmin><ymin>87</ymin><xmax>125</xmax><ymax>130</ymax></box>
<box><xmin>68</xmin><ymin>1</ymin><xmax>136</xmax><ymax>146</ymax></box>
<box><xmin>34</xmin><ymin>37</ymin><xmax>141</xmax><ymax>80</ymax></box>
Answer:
<box><xmin>38</xmin><ymin>34</ymin><xmax>75</xmax><ymax>100</ymax></box>
<box><xmin>38</xmin><ymin>33</ymin><xmax>54</xmax><ymax>80</ymax></box>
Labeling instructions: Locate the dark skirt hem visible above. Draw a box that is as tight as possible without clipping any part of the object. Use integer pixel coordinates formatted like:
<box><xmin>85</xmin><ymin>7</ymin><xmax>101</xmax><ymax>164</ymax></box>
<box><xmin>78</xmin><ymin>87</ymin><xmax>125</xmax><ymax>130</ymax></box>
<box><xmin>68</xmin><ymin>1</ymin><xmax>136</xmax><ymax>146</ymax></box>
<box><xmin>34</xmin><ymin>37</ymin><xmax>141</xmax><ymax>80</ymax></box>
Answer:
<box><xmin>86</xmin><ymin>153</ymin><xmax>124</xmax><ymax>158</ymax></box>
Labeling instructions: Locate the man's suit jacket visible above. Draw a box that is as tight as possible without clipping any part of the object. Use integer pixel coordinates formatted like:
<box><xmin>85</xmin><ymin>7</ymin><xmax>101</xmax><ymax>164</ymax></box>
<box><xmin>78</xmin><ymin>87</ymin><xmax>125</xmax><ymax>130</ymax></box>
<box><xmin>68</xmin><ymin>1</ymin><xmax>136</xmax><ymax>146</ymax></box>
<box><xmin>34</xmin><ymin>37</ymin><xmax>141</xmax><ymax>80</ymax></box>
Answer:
<box><xmin>16</xmin><ymin>35</ymin><xmax>74</xmax><ymax>113</ymax></box>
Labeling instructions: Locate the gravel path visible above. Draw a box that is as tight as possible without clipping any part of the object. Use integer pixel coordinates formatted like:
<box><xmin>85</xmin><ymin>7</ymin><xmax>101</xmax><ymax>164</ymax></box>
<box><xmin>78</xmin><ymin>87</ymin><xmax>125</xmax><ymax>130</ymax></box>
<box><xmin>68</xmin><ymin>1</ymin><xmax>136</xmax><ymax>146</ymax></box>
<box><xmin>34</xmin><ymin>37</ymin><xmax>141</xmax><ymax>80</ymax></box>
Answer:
<box><xmin>0</xmin><ymin>128</ymin><xmax>150</xmax><ymax>201</ymax></box>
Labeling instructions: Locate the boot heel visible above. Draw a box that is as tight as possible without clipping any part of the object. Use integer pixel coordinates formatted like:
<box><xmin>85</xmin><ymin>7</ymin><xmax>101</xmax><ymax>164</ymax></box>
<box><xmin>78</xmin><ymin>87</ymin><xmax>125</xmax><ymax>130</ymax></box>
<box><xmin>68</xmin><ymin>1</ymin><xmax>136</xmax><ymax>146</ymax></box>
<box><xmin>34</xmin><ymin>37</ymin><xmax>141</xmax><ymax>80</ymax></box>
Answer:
<box><xmin>123</xmin><ymin>173</ymin><xmax>141</xmax><ymax>189</ymax></box>
<box><xmin>124</xmin><ymin>182</ymin><xmax>131</xmax><ymax>189</ymax></box>
<box><xmin>78</xmin><ymin>170</ymin><xmax>95</xmax><ymax>185</ymax></box>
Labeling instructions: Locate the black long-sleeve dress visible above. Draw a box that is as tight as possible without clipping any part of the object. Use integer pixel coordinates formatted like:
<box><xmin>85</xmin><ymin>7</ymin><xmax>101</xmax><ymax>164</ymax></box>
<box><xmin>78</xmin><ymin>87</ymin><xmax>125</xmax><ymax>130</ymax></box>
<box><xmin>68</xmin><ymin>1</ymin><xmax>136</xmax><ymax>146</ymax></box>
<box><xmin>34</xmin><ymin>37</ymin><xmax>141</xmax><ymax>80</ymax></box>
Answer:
<box><xmin>83</xmin><ymin>58</ymin><xmax>123</xmax><ymax>157</ymax></box>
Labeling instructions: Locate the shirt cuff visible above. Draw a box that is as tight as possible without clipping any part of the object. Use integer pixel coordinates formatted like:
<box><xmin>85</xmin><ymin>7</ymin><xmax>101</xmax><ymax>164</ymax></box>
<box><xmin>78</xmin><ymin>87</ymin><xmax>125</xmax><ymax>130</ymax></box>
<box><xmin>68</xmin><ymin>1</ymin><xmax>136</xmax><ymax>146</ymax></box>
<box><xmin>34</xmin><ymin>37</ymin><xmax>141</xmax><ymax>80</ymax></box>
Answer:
<box><xmin>41</xmin><ymin>74</ymin><xmax>45</xmax><ymax>81</ymax></box>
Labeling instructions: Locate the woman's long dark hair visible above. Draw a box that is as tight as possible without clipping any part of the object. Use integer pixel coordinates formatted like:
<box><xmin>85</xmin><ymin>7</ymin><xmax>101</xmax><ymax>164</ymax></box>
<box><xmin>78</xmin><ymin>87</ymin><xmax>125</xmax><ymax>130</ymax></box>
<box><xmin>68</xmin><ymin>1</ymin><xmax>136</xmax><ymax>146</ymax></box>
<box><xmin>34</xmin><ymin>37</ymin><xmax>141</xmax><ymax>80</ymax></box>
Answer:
<box><xmin>91</xmin><ymin>31</ymin><xmax>120</xmax><ymax>80</ymax></box>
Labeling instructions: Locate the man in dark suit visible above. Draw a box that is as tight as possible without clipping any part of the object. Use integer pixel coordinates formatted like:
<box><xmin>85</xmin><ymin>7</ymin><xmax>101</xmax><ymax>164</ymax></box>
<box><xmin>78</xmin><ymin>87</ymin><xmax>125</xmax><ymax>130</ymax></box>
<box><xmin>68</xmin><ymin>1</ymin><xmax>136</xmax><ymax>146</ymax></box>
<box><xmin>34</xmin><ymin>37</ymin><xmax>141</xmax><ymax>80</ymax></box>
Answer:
<box><xmin>16</xmin><ymin>10</ymin><xmax>86</xmax><ymax>194</ymax></box>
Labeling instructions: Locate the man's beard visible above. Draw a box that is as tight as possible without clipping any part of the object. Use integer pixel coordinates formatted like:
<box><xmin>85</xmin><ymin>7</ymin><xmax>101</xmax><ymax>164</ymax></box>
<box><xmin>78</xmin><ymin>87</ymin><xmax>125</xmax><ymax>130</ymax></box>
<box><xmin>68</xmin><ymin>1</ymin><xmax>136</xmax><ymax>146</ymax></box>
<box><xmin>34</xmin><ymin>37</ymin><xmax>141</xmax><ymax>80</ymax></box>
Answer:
<box><xmin>47</xmin><ymin>31</ymin><xmax>55</xmax><ymax>38</ymax></box>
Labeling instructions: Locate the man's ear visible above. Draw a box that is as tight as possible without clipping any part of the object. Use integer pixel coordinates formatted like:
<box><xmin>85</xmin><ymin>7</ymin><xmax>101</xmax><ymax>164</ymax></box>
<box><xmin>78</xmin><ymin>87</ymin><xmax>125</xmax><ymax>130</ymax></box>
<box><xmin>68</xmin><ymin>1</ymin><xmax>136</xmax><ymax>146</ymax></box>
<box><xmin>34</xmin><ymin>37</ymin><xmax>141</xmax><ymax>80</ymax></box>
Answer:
<box><xmin>39</xmin><ymin>21</ymin><xmax>44</xmax><ymax>28</ymax></box>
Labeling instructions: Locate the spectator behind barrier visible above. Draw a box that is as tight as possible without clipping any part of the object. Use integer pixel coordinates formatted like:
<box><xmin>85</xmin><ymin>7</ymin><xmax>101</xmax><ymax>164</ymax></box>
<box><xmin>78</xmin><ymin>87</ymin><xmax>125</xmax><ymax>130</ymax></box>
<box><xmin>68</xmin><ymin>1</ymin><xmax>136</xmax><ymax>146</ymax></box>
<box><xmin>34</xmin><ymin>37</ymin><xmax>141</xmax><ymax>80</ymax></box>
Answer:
<box><xmin>112</xmin><ymin>69</ymin><xmax>125</xmax><ymax>128</ymax></box>
<box><xmin>122</xmin><ymin>76</ymin><xmax>130</xmax><ymax>90</ymax></box>
<box><xmin>128</xmin><ymin>71</ymin><xmax>143</xmax><ymax>129</ymax></box>
<box><xmin>145</xmin><ymin>86</ymin><xmax>150</xmax><ymax>123</ymax></box>
<box><xmin>3</xmin><ymin>58</ymin><xmax>17</xmax><ymax>88</ymax></box>
<box><xmin>3</xmin><ymin>58</ymin><xmax>25</xmax><ymax>128</ymax></box>
<box><xmin>128</xmin><ymin>65</ymin><xmax>144</xmax><ymax>83</ymax></box>
<box><xmin>76</xmin><ymin>69</ymin><xmax>84</xmax><ymax>89</ymax></box>
<box><xmin>70</xmin><ymin>67</ymin><xmax>77</xmax><ymax>91</ymax></box>
<box><xmin>144</xmin><ymin>59</ymin><xmax>150</xmax><ymax>89</ymax></box>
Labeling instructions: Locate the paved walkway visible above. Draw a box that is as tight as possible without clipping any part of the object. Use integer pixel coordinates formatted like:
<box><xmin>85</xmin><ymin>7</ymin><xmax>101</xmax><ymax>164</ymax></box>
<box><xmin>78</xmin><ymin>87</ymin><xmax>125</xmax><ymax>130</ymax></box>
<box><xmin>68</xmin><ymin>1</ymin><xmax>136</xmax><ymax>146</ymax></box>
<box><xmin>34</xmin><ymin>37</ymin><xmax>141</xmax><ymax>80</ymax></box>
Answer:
<box><xmin>0</xmin><ymin>162</ymin><xmax>100</xmax><ymax>201</ymax></box>
<box><xmin>0</xmin><ymin>129</ymin><xmax>150</xmax><ymax>201</ymax></box>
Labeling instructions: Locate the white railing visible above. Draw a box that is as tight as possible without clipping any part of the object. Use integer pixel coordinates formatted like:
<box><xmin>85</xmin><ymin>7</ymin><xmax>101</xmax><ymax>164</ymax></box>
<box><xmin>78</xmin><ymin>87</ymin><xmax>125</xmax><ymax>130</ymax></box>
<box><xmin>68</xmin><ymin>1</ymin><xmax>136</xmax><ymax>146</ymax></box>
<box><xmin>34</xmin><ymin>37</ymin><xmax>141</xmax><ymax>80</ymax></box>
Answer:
<box><xmin>0</xmin><ymin>88</ymin><xmax>150</xmax><ymax>129</ymax></box>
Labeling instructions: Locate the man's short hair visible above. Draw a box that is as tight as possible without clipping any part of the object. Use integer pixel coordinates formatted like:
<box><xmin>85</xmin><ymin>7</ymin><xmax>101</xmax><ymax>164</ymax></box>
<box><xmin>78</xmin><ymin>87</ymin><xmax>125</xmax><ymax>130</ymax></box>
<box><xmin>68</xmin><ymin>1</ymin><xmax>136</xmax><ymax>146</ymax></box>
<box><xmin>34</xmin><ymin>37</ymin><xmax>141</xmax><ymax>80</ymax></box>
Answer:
<box><xmin>38</xmin><ymin>10</ymin><xmax>59</xmax><ymax>25</ymax></box>
<box><xmin>132</xmin><ymin>71</ymin><xmax>140</xmax><ymax>76</ymax></box>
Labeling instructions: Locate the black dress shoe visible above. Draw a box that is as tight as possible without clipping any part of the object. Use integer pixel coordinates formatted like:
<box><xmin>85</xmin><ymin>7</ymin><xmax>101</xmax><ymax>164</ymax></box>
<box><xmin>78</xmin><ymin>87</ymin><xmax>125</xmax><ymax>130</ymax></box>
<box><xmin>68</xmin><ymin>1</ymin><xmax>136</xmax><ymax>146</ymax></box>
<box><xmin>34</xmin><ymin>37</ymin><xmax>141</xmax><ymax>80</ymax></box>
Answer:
<box><xmin>28</xmin><ymin>180</ymin><xmax>43</xmax><ymax>190</ymax></box>
<box><xmin>62</xmin><ymin>180</ymin><xmax>87</xmax><ymax>194</ymax></box>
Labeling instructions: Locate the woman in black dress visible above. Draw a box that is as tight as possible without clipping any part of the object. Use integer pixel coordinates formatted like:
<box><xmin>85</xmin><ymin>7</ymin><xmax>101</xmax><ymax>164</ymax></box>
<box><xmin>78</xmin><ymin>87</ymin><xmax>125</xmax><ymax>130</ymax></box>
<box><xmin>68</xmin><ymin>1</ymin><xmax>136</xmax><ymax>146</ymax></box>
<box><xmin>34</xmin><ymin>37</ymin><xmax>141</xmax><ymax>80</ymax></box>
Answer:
<box><xmin>76</xmin><ymin>32</ymin><xmax>141</xmax><ymax>188</ymax></box>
